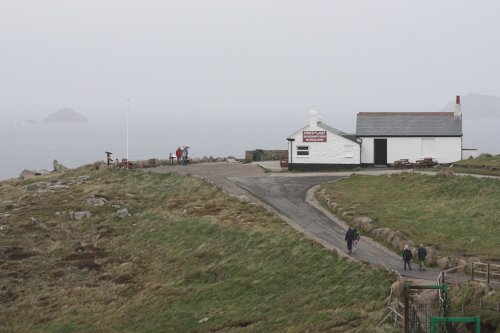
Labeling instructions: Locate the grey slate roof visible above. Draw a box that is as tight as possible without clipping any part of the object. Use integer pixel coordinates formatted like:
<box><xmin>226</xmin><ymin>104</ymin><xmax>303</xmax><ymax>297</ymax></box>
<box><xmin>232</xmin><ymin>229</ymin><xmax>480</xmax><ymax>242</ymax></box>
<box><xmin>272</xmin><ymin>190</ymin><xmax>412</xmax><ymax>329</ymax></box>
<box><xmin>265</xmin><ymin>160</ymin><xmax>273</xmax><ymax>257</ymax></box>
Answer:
<box><xmin>317</xmin><ymin>122</ymin><xmax>359</xmax><ymax>143</ymax></box>
<box><xmin>356</xmin><ymin>112</ymin><xmax>462</xmax><ymax>136</ymax></box>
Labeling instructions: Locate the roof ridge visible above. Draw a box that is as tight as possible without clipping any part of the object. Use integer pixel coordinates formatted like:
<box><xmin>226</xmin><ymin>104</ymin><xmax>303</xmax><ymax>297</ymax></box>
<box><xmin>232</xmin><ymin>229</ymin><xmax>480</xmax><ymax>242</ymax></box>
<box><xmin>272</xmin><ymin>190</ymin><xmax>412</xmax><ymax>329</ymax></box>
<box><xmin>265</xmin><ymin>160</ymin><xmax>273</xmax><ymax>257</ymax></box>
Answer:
<box><xmin>357</xmin><ymin>112</ymin><xmax>454</xmax><ymax>116</ymax></box>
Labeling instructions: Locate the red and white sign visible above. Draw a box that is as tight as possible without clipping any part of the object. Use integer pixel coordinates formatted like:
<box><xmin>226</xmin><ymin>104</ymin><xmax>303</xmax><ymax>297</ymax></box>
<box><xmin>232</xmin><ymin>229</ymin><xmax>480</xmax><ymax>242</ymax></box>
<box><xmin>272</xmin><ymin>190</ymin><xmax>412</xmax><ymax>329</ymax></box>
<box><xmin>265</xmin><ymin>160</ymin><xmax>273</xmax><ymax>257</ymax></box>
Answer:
<box><xmin>303</xmin><ymin>130</ymin><xmax>327</xmax><ymax>142</ymax></box>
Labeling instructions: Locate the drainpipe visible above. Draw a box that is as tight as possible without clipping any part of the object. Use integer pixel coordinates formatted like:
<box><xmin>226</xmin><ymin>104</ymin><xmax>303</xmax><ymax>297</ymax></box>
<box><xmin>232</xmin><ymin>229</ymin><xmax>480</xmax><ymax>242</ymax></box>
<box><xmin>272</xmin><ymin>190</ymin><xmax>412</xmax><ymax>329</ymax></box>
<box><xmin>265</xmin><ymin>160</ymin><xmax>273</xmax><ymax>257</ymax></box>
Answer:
<box><xmin>287</xmin><ymin>138</ymin><xmax>295</xmax><ymax>171</ymax></box>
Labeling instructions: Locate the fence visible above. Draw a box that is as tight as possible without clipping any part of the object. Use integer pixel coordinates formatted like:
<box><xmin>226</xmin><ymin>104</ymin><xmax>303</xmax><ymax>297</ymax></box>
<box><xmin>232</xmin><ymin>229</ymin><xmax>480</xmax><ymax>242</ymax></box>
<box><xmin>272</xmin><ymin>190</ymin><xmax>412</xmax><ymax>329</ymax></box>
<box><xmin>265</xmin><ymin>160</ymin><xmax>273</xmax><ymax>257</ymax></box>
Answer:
<box><xmin>470</xmin><ymin>261</ymin><xmax>500</xmax><ymax>285</ymax></box>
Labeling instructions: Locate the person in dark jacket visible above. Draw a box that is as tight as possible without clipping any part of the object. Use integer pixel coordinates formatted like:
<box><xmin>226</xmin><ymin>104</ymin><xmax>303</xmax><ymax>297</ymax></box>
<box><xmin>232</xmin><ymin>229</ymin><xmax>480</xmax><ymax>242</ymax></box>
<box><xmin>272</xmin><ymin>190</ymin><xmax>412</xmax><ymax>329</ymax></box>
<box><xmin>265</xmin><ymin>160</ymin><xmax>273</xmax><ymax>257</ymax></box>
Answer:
<box><xmin>402</xmin><ymin>244</ymin><xmax>413</xmax><ymax>271</ymax></box>
<box><xmin>345</xmin><ymin>228</ymin><xmax>354</xmax><ymax>254</ymax></box>
<box><xmin>417</xmin><ymin>244</ymin><xmax>427</xmax><ymax>271</ymax></box>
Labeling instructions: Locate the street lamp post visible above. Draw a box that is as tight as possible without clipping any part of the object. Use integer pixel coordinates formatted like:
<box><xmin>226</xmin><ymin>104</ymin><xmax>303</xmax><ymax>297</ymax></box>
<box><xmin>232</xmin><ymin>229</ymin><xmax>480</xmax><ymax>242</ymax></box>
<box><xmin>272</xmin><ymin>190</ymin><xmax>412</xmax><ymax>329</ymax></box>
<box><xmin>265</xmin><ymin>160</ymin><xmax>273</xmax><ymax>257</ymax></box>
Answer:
<box><xmin>126</xmin><ymin>98</ymin><xmax>130</xmax><ymax>168</ymax></box>
<box><xmin>286</xmin><ymin>138</ymin><xmax>295</xmax><ymax>171</ymax></box>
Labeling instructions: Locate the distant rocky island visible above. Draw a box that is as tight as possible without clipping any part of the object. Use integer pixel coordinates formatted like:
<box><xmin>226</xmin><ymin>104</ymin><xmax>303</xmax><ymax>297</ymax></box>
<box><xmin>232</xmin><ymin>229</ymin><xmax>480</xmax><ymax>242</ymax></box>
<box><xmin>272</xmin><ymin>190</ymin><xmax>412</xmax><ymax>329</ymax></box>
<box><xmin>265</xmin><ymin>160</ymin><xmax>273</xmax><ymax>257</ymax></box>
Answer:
<box><xmin>43</xmin><ymin>108</ymin><xmax>88</xmax><ymax>123</ymax></box>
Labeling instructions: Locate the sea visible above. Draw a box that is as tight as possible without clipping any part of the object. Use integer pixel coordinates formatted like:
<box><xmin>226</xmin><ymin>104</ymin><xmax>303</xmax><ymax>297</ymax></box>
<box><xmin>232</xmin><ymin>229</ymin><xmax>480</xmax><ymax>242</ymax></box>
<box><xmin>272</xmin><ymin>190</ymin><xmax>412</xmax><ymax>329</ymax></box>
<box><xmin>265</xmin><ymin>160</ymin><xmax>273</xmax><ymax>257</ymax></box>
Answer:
<box><xmin>0</xmin><ymin>118</ymin><xmax>287</xmax><ymax>181</ymax></box>
<box><xmin>0</xmin><ymin>117</ymin><xmax>498</xmax><ymax>181</ymax></box>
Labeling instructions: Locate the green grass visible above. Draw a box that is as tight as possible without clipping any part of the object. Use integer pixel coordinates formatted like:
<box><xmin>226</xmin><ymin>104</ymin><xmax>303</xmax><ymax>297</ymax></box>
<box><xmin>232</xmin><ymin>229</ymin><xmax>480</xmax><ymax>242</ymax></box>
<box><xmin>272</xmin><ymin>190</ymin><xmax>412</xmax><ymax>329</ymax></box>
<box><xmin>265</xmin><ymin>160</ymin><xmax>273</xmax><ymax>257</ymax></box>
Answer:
<box><xmin>0</xmin><ymin>166</ymin><xmax>395</xmax><ymax>333</ymax></box>
<box><xmin>437</xmin><ymin>154</ymin><xmax>500</xmax><ymax>176</ymax></box>
<box><xmin>319</xmin><ymin>173</ymin><xmax>500</xmax><ymax>259</ymax></box>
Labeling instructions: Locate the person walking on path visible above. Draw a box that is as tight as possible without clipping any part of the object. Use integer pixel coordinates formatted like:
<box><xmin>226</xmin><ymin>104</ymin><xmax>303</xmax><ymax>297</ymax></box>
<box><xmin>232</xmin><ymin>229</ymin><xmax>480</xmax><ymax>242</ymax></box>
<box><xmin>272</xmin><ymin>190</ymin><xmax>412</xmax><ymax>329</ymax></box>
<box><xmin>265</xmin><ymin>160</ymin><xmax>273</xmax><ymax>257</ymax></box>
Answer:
<box><xmin>175</xmin><ymin>147</ymin><xmax>182</xmax><ymax>164</ymax></box>
<box><xmin>418</xmin><ymin>244</ymin><xmax>427</xmax><ymax>271</ymax></box>
<box><xmin>402</xmin><ymin>244</ymin><xmax>413</xmax><ymax>271</ymax></box>
<box><xmin>345</xmin><ymin>228</ymin><xmax>354</xmax><ymax>254</ymax></box>
<box><xmin>352</xmin><ymin>228</ymin><xmax>360</xmax><ymax>253</ymax></box>
<box><xmin>182</xmin><ymin>146</ymin><xmax>189</xmax><ymax>166</ymax></box>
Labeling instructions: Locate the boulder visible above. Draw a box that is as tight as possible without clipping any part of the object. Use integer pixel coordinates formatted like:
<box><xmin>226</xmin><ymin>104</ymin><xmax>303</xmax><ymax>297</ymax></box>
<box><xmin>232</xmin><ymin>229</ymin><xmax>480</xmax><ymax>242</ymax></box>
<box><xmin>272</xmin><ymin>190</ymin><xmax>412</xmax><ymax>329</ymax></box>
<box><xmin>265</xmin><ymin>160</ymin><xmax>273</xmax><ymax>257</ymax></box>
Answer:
<box><xmin>437</xmin><ymin>257</ymin><xmax>450</xmax><ymax>270</ymax></box>
<box><xmin>85</xmin><ymin>197</ymin><xmax>108</xmax><ymax>206</ymax></box>
<box><xmin>353</xmin><ymin>216</ymin><xmax>373</xmax><ymax>232</ymax></box>
<box><xmin>78</xmin><ymin>175</ymin><xmax>90</xmax><ymax>182</ymax></box>
<box><xmin>70</xmin><ymin>211</ymin><xmax>92</xmax><ymax>221</ymax></box>
<box><xmin>391</xmin><ymin>278</ymin><xmax>405</xmax><ymax>298</ymax></box>
<box><xmin>53</xmin><ymin>160</ymin><xmax>68</xmax><ymax>172</ymax></box>
<box><xmin>116</xmin><ymin>208</ymin><xmax>131</xmax><ymax>218</ymax></box>
<box><xmin>436</xmin><ymin>170</ymin><xmax>454</xmax><ymax>178</ymax></box>
<box><xmin>19</xmin><ymin>169</ymin><xmax>50</xmax><ymax>179</ymax></box>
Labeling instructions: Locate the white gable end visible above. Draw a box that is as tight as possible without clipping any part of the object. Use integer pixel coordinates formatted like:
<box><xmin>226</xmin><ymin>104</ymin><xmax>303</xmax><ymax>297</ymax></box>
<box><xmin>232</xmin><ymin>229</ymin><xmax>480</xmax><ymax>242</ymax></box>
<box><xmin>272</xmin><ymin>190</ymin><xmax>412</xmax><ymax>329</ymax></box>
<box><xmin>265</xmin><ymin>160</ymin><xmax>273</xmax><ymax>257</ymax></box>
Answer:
<box><xmin>288</xmin><ymin>122</ymin><xmax>360</xmax><ymax>165</ymax></box>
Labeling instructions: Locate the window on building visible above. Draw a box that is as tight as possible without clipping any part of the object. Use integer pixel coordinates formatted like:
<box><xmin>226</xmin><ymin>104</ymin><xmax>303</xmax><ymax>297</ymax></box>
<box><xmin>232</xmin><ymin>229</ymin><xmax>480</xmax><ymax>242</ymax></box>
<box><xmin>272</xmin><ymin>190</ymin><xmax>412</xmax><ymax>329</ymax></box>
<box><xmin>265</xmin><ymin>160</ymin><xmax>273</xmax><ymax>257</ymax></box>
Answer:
<box><xmin>297</xmin><ymin>146</ymin><xmax>309</xmax><ymax>156</ymax></box>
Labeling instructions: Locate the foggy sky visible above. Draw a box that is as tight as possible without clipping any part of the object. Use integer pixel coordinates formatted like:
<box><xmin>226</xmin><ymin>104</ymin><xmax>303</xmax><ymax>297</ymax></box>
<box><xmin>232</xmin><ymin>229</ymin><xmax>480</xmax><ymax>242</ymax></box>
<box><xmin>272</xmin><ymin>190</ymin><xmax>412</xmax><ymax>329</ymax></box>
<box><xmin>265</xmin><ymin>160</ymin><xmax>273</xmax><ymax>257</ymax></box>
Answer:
<box><xmin>1</xmin><ymin>0</ymin><xmax>499</xmax><ymax>133</ymax></box>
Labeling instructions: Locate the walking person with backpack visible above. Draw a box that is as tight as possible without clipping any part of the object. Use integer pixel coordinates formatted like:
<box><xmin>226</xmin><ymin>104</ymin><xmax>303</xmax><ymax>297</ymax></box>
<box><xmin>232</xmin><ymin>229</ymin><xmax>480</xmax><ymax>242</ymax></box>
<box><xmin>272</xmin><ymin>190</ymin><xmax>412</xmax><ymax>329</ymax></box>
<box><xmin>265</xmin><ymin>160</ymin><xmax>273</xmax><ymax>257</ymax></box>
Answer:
<box><xmin>352</xmin><ymin>229</ymin><xmax>360</xmax><ymax>253</ymax></box>
<box><xmin>402</xmin><ymin>244</ymin><xmax>413</xmax><ymax>271</ymax></box>
<box><xmin>345</xmin><ymin>228</ymin><xmax>354</xmax><ymax>254</ymax></box>
<box><xmin>418</xmin><ymin>244</ymin><xmax>427</xmax><ymax>271</ymax></box>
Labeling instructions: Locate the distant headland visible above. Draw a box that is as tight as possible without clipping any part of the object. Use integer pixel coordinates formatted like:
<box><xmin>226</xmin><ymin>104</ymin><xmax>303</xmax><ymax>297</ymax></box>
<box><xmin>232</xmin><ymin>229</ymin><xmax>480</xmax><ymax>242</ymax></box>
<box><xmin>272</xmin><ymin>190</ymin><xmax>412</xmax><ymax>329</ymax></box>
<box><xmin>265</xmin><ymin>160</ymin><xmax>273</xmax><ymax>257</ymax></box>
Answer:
<box><xmin>43</xmin><ymin>108</ymin><xmax>88</xmax><ymax>123</ymax></box>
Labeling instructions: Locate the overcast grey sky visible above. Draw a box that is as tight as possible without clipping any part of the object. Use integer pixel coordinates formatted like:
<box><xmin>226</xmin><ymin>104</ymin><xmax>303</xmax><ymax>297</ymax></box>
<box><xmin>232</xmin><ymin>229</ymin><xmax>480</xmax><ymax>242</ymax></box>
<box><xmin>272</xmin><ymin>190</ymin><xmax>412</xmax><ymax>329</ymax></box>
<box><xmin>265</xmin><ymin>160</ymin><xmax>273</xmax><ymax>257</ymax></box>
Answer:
<box><xmin>1</xmin><ymin>0</ymin><xmax>499</xmax><ymax>132</ymax></box>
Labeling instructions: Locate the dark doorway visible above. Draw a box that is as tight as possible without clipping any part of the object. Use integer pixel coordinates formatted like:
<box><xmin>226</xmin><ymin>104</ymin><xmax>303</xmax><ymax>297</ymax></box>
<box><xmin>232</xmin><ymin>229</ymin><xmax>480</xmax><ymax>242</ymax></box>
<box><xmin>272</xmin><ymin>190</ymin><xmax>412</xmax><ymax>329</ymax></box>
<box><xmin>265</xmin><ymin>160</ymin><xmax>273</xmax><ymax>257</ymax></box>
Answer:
<box><xmin>374</xmin><ymin>139</ymin><xmax>387</xmax><ymax>165</ymax></box>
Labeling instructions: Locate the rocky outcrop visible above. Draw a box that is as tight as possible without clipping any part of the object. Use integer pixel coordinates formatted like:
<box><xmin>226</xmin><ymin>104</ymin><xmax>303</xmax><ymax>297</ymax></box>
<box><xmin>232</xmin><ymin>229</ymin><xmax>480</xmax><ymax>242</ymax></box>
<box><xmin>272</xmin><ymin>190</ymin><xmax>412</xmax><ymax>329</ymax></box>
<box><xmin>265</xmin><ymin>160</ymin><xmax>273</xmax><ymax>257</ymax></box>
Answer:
<box><xmin>53</xmin><ymin>160</ymin><xmax>68</xmax><ymax>172</ymax></box>
<box><xmin>19</xmin><ymin>169</ymin><xmax>49</xmax><ymax>179</ymax></box>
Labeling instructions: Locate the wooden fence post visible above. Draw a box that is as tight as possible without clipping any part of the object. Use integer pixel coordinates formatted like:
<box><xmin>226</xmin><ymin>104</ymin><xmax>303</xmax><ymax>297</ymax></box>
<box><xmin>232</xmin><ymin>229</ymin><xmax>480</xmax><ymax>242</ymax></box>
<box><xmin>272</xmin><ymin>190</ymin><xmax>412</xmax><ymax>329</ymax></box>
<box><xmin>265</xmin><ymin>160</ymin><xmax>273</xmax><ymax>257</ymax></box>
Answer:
<box><xmin>486</xmin><ymin>263</ymin><xmax>490</xmax><ymax>285</ymax></box>
<box><xmin>471</xmin><ymin>261</ymin><xmax>475</xmax><ymax>281</ymax></box>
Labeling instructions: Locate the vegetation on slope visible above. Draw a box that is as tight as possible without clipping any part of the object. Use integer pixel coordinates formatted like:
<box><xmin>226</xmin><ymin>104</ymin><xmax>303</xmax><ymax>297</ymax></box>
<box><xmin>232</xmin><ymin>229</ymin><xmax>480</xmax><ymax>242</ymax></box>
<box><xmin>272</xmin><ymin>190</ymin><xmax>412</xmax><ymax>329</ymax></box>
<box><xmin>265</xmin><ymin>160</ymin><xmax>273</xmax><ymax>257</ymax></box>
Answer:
<box><xmin>441</xmin><ymin>154</ymin><xmax>500</xmax><ymax>176</ymax></box>
<box><xmin>318</xmin><ymin>173</ymin><xmax>500</xmax><ymax>260</ymax></box>
<box><xmin>0</xmin><ymin>166</ymin><xmax>395</xmax><ymax>333</ymax></box>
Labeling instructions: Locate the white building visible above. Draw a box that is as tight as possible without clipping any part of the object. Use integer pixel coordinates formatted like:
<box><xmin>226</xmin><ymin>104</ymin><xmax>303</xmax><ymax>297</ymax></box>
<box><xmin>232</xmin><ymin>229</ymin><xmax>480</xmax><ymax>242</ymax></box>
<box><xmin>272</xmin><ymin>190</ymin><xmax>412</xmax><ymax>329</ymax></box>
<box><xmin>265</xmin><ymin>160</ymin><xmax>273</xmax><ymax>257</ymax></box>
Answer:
<box><xmin>286</xmin><ymin>97</ymin><xmax>466</xmax><ymax>170</ymax></box>
<box><xmin>286</xmin><ymin>109</ymin><xmax>361</xmax><ymax>171</ymax></box>
<box><xmin>356</xmin><ymin>97</ymin><xmax>463</xmax><ymax>165</ymax></box>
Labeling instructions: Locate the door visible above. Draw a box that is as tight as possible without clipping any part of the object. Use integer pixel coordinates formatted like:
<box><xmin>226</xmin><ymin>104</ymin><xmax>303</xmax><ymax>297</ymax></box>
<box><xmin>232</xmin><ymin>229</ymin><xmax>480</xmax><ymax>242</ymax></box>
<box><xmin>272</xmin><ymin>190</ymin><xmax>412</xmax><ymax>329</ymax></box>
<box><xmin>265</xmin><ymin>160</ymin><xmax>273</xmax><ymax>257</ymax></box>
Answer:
<box><xmin>374</xmin><ymin>139</ymin><xmax>387</xmax><ymax>165</ymax></box>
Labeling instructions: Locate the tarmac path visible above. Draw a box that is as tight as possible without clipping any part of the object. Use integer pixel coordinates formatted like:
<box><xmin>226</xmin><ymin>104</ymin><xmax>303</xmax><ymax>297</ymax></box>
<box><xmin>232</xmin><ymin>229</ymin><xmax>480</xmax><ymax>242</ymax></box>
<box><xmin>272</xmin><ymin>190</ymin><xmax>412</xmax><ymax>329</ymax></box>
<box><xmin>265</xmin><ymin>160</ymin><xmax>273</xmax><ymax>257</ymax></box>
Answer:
<box><xmin>151</xmin><ymin>162</ymin><xmax>463</xmax><ymax>282</ymax></box>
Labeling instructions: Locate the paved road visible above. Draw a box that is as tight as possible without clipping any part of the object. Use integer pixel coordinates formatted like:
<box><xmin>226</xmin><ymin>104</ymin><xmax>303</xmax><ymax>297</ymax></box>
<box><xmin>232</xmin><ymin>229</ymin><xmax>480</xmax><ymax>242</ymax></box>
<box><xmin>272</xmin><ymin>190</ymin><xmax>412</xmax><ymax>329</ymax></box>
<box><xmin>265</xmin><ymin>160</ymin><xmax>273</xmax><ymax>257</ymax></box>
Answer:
<box><xmin>229</xmin><ymin>175</ymin><xmax>442</xmax><ymax>280</ymax></box>
<box><xmin>151</xmin><ymin>162</ymin><xmax>463</xmax><ymax>282</ymax></box>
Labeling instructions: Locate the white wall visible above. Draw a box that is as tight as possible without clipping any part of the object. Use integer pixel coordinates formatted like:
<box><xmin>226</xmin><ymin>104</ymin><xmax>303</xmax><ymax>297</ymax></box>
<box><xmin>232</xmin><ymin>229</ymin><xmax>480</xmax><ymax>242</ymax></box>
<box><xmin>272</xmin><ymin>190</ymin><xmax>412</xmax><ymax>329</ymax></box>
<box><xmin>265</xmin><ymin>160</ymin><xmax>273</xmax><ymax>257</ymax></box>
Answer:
<box><xmin>289</xmin><ymin>126</ymin><xmax>360</xmax><ymax>165</ymax></box>
<box><xmin>360</xmin><ymin>136</ymin><xmax>462</xmax><ymax>164</ymax></box>
<box><xmin>360</xmin><ymin>138</ymin><xmax>374</xmax><ymax>164</ymax></box>
<box><xmin>462</xmin><ymin>149</ymin><xmax>479</xmax><ymax>159</ymax></box>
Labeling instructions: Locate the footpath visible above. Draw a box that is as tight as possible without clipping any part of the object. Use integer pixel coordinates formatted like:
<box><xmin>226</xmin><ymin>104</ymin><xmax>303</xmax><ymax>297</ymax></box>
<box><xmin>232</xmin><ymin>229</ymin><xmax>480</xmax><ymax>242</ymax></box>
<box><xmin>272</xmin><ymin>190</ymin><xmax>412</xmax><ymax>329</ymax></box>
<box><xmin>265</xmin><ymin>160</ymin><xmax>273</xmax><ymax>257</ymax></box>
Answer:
<box><xmin>151</xmin><ymin>162</ymin><xmax>480</xmax><ymax>284</ymax></box>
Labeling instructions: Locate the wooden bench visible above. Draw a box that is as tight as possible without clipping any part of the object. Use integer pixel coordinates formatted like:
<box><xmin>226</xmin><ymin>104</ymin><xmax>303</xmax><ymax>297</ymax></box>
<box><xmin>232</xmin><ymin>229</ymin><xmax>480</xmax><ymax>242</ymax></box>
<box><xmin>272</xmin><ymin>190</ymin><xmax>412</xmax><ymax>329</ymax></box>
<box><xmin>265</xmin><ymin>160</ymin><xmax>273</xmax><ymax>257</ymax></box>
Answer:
<box><xmin>393</xmin><ymin>159</ymin><xmax>410</xmax><ymax>168</ymax></box>
<box><xmin>415</xmin><ymin>157</ymin><xmax>437</xmax><ymax>168</ymax></box>
<box><xmin>116</xmin><ymin>159</ymin><xmax>134</xmax><ymax>169</ymax></box>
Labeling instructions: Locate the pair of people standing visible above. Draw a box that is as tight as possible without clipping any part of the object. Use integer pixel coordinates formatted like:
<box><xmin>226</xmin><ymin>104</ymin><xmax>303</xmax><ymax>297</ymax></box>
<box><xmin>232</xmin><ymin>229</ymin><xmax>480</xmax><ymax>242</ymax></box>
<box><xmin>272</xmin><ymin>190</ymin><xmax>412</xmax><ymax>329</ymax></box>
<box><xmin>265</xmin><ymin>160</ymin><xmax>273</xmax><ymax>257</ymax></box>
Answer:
<box><xmin>175</xmin><ymin>146</ymin><xmax>189</xmax><ymax>165</ymax></box>
<box><xmin>345</xmin><ymin>228</ymin><xmax>360</xmax><ymax>254</ymax></box>
<box><xmin>402</xmin><ymin>244</ymin><xmax>427</xmax><ymax>271</ymax></box>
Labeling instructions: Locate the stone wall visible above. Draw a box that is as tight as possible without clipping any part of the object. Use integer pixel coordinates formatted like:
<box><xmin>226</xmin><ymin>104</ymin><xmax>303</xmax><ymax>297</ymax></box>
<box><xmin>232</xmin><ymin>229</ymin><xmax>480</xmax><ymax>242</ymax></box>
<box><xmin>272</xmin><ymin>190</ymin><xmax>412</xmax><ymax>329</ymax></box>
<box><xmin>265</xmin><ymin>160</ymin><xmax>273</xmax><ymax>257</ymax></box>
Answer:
<box><xmin>245</xmin><ymin>150</ymin><xmax>287</xmax><ymax>162</ymax></box>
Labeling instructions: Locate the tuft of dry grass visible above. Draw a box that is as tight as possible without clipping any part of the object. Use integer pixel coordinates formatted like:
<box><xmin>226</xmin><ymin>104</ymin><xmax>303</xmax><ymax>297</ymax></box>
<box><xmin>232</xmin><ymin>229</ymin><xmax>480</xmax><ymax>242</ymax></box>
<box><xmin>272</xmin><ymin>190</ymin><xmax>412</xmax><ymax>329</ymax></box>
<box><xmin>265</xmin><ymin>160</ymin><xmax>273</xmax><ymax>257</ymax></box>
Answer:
<box><xmin>0</xmin><ymin>165</ymin><xmax>396</xmax><ymax>333</ymax></box>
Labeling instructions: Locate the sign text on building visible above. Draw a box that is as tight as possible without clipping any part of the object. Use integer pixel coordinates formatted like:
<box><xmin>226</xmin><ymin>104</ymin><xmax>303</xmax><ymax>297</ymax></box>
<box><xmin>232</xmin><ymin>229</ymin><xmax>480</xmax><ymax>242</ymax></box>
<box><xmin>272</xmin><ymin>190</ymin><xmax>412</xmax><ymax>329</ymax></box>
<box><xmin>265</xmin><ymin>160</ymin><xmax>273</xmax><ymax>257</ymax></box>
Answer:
<box><xmin>303</xmin><ymin>130</ymin><xmax>327</xmax><ymax>142</ymax></box>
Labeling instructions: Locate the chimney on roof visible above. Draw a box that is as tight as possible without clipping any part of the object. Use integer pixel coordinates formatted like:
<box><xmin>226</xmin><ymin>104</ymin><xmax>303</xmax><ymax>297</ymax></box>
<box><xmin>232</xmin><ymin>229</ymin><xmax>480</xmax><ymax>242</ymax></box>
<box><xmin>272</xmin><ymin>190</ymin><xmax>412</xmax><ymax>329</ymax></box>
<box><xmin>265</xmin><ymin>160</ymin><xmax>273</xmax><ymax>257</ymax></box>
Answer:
<box><xmin>454</xmin><ymin>95</ymin><xmax>462</xmax><ymax>119</ymax></box>
<box><xmin>308</xmin><ymin>106</ymin><xmax>321</xmax><ymax>127</ymax></box>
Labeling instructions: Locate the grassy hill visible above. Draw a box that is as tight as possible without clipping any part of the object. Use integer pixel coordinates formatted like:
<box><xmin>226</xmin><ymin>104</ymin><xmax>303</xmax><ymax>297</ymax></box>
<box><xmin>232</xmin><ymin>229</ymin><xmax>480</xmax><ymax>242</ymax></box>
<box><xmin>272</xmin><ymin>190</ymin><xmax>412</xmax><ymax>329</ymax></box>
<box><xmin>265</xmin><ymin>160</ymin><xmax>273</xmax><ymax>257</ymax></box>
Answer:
<box><xmin>318</xmin><ymin>173</ymin><xmax>500</xmax><ymax>260</ymax></box>
<box><xmin>444</xmin><ymin>154</ymin><xmax>500</xmax><ymax>176</ymax></box>
<box><xmin>0</xmin><ymin>166</ymin><xmax>395</xmax><ymax>332</ymax></box>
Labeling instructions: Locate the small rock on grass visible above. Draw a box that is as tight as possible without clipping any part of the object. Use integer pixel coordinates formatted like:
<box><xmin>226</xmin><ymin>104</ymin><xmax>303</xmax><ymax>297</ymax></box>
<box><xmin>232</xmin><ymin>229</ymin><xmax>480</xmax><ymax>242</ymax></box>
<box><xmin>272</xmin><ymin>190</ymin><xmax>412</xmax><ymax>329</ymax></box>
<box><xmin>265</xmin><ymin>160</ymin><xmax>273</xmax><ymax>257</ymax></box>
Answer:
<box><xmin>116</xmin><ymin>208</ymin><xmax>131</xmax><ymax>218</ymax></box>
<box><xmin>70</xmin><ymin>211</ymin><xmax>92</xmax><ymax>221</ymax></box>
<box><xmin>198</xmin><ymin>318</ymin><xmax>209</xmax><ymax>323</ymax></box>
